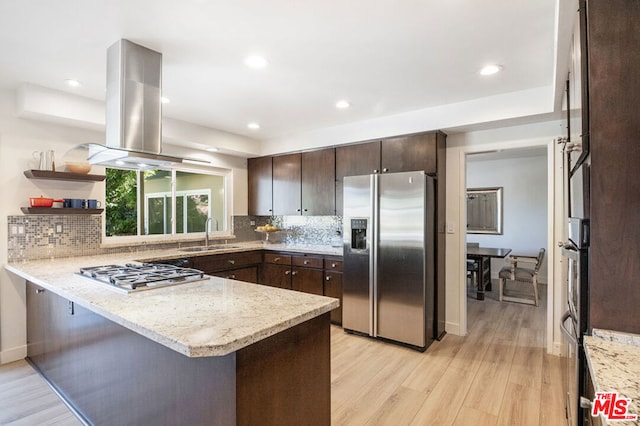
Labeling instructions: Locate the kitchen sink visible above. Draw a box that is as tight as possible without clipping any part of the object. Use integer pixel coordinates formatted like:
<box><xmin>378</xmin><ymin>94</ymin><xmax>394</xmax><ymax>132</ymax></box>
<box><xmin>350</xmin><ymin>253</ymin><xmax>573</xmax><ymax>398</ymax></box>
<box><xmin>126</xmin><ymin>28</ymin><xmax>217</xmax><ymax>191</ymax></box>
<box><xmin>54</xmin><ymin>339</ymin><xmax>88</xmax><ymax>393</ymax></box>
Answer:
<box><xmin>179</xmin><ymin>245</ymin><xmax>241</xmax><ymax>253</ymax></box>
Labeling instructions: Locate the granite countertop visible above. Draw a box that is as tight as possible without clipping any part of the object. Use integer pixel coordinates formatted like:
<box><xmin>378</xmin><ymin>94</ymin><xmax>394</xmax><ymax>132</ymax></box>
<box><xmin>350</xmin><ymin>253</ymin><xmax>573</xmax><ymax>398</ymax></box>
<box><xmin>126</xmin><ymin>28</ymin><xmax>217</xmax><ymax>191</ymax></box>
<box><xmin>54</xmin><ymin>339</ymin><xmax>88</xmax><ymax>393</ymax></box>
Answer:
<box><xmin>4</xmin><ymin>245</ymin><xmax>340</xmax><ymax>358</ymax></box>
<box><xmin>136</xmin><ymin>241</ymin><xmax>343</xmax><ymax>262</ymax></box>
<box><xmin>584</xmin><ymin>329</ymin><xmax>640</xmax><ymax>425</ymax></box>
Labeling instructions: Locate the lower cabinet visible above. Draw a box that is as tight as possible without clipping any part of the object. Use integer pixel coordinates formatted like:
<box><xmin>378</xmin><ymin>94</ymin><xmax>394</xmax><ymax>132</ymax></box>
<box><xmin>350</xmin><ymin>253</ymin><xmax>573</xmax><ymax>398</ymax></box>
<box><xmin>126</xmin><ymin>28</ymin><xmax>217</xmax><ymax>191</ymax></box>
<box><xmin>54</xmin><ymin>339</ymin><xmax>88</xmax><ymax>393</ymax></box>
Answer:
<box><xmin>191</xmin><ymin>251</ymin><xmax>262</xmax><ymax>284</ymax></box>
<box><xmin>261</xmin><ymin>252</ymin><xmax>343</xmax><ymax>325</ymax></box>
<box><xmin>211</xmin><ymin>266</ymin><xmax>259</xmax><ymax>283</ymax></box>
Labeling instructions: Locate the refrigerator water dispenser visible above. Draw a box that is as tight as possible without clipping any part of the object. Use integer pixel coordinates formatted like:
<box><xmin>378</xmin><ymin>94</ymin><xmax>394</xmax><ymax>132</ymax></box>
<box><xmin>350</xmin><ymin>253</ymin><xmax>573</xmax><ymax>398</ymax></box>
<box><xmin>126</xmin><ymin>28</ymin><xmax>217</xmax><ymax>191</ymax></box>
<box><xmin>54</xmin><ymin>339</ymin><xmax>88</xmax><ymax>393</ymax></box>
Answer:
<box><xmin>350</xmin><ymin>218</ymin><xmax>368</xmax><ymax>251</ymax></box>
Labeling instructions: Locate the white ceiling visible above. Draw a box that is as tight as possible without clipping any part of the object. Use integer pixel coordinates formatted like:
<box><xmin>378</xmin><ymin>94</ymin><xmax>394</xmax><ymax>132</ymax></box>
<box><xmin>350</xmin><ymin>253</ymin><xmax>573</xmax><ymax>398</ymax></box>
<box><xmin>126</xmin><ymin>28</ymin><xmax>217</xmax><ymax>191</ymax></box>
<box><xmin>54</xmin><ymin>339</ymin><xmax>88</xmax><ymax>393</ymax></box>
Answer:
<box><xmin>0</xmin><ymin>0</ymin><xmax>566</xmax><ymax>143</ymax></box>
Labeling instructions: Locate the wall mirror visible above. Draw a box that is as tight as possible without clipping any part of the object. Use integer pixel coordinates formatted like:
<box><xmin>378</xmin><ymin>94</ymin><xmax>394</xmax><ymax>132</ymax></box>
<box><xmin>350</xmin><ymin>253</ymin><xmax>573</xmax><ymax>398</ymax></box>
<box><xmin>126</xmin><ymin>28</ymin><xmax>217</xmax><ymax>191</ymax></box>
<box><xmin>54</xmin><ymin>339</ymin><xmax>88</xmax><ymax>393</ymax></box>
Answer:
<box><xmin>467</xmin><ymin>187</ymin><xmax>503</xmax><ymax>234</ymax></box>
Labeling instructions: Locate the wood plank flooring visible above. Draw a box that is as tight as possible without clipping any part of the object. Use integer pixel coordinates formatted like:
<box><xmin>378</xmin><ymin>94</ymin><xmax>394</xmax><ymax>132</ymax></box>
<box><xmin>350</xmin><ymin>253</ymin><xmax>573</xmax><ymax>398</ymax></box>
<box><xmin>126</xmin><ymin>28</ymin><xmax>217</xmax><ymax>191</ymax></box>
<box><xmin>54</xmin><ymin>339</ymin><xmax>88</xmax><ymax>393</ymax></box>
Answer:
<box><xmin>0</xmin><ymin>281</ymin><xmax>567</xmax><ymax>425</ymax></box>
<box><xmin>331</xmin><ymin>283</ymin><xmax>567</xmax><ymax>425</ymax></box>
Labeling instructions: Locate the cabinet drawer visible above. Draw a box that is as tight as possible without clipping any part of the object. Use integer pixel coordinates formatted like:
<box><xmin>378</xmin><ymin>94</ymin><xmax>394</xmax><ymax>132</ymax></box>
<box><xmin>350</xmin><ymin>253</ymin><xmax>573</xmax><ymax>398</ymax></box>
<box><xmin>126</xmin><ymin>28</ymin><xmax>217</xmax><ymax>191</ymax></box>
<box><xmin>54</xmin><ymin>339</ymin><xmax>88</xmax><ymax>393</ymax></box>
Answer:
<box><xmin>192</xmin><ymin>251</ymin><xmax>262</xmax><ymax>273</ymax></box>
<box><xmin>264</xmin><ymin>253</ymin><xmax>292</xmax><ymax>265</ymax></box>
<box><xmin>324</xmin><ymin>258</ymin><xmax>343</xmax><ymax>272</ymax></box>
<box><xmin>211</xmin><ymin>266</ymin><xmax>258</xmax><ymax>284</ymax></box>
<box><xmin>292</xmin><ymin>255</ymin><xmax>323</xmax><ymax>269</ymax></box>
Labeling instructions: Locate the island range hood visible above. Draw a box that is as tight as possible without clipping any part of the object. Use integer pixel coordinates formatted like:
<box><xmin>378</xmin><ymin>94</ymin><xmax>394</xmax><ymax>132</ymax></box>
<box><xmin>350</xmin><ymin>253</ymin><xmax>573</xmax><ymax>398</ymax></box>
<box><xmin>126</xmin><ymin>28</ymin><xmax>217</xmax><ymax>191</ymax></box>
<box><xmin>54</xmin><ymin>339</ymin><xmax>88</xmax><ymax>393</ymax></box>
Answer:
<box><xmin>86</xmin><ymin>39</ymin><xmax>185</xmax><ymax>169</ymax></box>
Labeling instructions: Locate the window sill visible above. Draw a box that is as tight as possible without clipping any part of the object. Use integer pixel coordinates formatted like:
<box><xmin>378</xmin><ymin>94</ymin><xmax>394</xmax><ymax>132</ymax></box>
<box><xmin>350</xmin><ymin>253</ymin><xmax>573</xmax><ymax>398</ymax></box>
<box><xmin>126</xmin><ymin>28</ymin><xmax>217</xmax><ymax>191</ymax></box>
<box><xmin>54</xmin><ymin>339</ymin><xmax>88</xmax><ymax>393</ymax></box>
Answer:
<box><xmin>100</xmin><ymin>233</ymin><xmax>236</xmax><ymax>249</ymax></box>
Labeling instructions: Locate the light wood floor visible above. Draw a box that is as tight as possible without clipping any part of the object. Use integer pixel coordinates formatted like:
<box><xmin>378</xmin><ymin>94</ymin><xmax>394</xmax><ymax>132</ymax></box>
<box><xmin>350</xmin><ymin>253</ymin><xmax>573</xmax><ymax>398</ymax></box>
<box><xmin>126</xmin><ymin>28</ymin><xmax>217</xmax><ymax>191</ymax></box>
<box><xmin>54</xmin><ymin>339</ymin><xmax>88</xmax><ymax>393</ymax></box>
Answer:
<box><xmin>331</xmin><ymin>283</ymin><xmax>567</xmax><ymax>425</ymax></box>
<box><xmin>0</xmin><ymin>282</ymin><xmax>567</xmax><ymax>426</ymax></box>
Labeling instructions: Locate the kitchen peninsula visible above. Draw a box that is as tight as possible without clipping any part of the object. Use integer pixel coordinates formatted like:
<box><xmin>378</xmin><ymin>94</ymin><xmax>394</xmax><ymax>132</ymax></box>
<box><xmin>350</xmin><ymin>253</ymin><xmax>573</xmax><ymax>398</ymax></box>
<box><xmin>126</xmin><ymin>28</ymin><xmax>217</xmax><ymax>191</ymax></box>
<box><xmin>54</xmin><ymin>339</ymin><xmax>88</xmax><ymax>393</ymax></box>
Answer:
<box><xmin>5</xmin><ymin>249</ymin><xmax>339</xmax><ymax>425</ymax></box>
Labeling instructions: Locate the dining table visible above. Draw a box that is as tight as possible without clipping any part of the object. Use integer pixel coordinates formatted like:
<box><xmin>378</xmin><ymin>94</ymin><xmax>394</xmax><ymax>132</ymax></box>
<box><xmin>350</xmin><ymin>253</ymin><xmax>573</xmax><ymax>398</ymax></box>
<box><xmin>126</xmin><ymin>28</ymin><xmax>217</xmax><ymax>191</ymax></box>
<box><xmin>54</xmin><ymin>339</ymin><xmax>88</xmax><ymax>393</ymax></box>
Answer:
<box><xmin>467</xmin><ymin>246</ymin><xmax>512</xmax><ymax>300</ymax></box>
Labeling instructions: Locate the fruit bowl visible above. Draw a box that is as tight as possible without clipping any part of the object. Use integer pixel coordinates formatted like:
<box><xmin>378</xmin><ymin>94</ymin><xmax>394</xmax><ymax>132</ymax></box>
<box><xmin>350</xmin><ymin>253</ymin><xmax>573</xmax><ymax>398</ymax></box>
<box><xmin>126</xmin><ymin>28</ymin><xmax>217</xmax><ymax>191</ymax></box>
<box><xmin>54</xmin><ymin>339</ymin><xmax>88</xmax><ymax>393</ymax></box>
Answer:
<box><xmin>65</xmin><ymin>162</ymin><xmax>91</xmax><ymax>174</ymax></box>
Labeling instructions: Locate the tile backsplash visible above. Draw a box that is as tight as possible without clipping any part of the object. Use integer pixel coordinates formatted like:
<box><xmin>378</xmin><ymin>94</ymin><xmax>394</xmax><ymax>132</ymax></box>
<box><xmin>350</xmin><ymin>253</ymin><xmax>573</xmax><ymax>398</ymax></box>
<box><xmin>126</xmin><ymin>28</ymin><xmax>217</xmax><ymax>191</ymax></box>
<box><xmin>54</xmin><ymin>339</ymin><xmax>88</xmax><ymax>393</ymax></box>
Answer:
<box><xmin>8</xmin><ymin>215</ymin><xmax>102</xmax><ymax>261</ymax></box>
<box><xmin>7</xmin><ymin>214</ymin><xmax>344</xmax><ymax>261</ymax></box>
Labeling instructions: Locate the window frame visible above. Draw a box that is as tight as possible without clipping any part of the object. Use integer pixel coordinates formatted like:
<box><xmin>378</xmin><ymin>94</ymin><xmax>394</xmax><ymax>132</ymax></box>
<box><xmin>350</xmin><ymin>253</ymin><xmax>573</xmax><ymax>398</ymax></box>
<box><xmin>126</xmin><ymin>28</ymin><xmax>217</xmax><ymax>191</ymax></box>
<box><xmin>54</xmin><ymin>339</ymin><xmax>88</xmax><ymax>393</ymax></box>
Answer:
<box><xmin>102</xmin><ymin>165</ymin><xmax>233</xmax><ymax>245</ymax></box>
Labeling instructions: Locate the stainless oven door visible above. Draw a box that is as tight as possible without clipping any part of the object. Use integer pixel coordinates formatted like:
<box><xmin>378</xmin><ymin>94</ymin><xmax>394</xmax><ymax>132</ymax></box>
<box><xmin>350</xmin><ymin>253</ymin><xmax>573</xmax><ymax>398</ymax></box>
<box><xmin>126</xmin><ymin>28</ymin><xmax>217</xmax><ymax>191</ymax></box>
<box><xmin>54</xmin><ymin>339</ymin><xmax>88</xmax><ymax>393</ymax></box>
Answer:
<box><xmin>561</xmin><ymin>308</ymin><xmax>580</xmax><ymax>426</ymax></box>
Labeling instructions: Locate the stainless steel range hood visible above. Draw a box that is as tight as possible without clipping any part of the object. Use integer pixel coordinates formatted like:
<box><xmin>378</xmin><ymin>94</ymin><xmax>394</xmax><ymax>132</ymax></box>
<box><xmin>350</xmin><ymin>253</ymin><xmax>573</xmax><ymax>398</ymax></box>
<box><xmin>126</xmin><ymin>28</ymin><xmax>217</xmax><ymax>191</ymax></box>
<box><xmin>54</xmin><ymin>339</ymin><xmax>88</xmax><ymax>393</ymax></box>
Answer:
<box><xmin>87</xmin><ymin>39</ymin><xmax>184</xmax><ymax>169</ymax></box>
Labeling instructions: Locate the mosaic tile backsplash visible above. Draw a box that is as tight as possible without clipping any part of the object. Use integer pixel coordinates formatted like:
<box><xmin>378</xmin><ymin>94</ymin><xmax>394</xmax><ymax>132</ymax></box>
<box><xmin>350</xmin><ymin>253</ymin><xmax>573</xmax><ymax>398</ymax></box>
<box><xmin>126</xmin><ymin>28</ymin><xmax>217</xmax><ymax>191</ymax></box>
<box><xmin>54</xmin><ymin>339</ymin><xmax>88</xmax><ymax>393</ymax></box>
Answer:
<box><xmin>8</xmin><ymin>214</ymin><xmax>344</xmax><ymax>261</ymax></box>
<box><xmin>8</xmin><ymin>215</ymin><xmax>103</xmax><ymax>261</ymax></box>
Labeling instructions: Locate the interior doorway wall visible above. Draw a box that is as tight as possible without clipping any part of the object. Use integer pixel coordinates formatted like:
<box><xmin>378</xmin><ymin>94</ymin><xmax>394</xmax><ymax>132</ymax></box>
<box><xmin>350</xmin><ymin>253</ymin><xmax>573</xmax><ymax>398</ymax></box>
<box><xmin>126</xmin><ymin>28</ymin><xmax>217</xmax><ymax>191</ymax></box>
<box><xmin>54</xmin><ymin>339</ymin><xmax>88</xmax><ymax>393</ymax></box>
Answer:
<box><xmin>444</xmin><ymin>120</ymin><xmax>567</xmax><ymax>355</ymax></box>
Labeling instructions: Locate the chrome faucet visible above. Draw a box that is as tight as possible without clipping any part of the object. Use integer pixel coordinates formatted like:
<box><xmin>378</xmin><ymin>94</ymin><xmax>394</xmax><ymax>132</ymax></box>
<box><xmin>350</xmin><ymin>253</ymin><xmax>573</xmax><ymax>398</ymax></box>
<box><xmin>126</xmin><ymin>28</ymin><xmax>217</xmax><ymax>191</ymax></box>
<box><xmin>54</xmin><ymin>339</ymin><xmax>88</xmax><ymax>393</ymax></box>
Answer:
<box><xmin>205</xmin><ymin>217</ymin><xmax>212</xmax><ymax>247</ymax></box>
<box><xmin>204</xmin><ymin>217</ymin><xmax>219</xmax><ymax>247</ymax></box>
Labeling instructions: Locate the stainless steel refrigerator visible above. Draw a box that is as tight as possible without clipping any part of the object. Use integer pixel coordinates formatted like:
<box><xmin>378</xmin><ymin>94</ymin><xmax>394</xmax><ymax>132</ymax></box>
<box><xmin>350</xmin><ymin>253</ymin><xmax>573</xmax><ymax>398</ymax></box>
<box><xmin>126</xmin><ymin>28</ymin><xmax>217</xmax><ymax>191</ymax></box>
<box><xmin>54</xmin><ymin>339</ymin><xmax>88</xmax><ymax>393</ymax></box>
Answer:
<box><xmin>343</xmin><ymin>171</ymin><xmax>435</xmax><ymax>351</ymax></box>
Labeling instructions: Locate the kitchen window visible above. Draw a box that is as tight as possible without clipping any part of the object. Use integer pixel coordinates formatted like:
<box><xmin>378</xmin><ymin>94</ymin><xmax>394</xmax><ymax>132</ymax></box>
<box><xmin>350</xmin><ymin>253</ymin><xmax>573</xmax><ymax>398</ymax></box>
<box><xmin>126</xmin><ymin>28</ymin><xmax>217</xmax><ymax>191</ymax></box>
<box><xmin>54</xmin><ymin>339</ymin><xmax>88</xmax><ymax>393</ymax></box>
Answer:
<box><xmin>105</xmin><ymin>168</ymin><xmax>227</xmax><ymax>237</ymax></box>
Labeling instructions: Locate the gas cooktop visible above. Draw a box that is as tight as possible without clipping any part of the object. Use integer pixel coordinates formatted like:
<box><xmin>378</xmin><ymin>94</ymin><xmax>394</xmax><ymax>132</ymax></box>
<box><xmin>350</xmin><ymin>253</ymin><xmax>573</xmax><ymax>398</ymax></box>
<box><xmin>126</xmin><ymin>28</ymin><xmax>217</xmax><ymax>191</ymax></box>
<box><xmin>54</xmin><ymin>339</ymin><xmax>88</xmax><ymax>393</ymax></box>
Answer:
<box><xmin>78</xmin><ymin>263</ymin><xmax>206</xmax><ymax>293</ymax></box>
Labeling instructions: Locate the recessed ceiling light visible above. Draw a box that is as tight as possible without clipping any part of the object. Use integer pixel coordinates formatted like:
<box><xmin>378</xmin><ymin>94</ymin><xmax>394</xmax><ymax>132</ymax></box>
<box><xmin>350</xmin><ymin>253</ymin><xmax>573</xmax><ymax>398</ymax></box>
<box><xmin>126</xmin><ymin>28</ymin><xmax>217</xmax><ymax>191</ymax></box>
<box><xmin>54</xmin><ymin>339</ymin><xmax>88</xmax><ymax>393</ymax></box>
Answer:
<box><xmin>479</xmin><ymin>65</ymin><xmax>502</xmax><ymax>76</ymax></box>
<box><xmin>335</xmin><ymin>100</ymin><xmax>351</xmax><ymax>109</ymax></box>
<box><xmin>161</xmin><ymin>96</ymin><xmax>170</xmax><ymax>104</ymax></box>
<box><xmin>247</xmin><ymin>122</ymin><xmax>260</xmax><ymax>130</ymax></box>
<box><xmin>244</xmin><ymin>55</ymin><xmax>268</xmax><ymax>68</ymax></box>
<box><xmin>206</xmin><ymin>147</ymin><xmax>219</xmax><ymax>152</ymax></box>
<box><xmin>65</xmin><ymin>79</ymin><xmax>81</xmax><ymax>88</ymax></box>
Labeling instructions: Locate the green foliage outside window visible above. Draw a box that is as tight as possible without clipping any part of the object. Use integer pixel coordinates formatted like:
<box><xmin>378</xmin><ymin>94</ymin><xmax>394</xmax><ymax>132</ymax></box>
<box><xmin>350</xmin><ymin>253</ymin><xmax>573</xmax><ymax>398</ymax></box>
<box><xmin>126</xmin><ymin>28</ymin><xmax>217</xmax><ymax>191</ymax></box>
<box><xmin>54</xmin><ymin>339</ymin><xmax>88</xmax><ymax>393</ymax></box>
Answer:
<box><xmin>105</xmin><ymin>168</ymin><xmax>137</xmax><ymax>236</ymax></box>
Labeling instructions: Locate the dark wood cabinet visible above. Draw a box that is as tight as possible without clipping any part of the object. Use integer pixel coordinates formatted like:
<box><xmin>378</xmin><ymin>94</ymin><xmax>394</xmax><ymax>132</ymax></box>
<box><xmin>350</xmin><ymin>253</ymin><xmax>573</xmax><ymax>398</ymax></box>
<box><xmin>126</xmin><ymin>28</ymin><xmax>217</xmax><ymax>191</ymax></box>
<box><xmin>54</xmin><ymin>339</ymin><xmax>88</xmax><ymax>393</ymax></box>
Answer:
<box><xmin>211</xmin><ymin>266</ymin><xmax>258</xmax><ymax>283</ymax></box>
<box><xmin>336</xmin><ymin>141</ymin><xmax>382</xmax><ymax>178</ymax></box>
<box><xmin>583</xmin><ymin>0</ymin><xmax>640</xmax><ymax>335</ymax></box>
<box><xmin>191</xmin><ymin>251</ymin><xmax>262</xmax><ymax>284</ymax></box>
<box><xmin>335</xmin><ymin>141</ymin><xmax>381</xmax><ymax>213</ymax></box>
<box><xmin>292</xmin><ymin>267</ymin><xmax>324</xmax><ymax>295</ymax></box>
<box><xmin>381</xmin><ymin>132</ymin><xmax>437</xmax><ymax>174</ymax></box>
<box><xmin>261</xmin><ymin>253</ymin><xmax>292</xmax><ymax>289</ymax></box>
<box><xmin>272</xmin><ymin>153</ymin><xmax>302</xmax><ymax>215</ymax></box>
<box><xmin>261</xmin><ymin>263</ymin><xmax>292</xmax><ymax>289</ymax></box>
<box><xmin>301</xmin><ymin>148</ymin><xmax>336</xmax><ymax>215</ymax></box>
<box><xmin>324</xmin><ymin>257</ymin><xmax>343</xmax><ymax>325</ymax></box>
<box><xmin>248</xmin><ymin>156</ymin><xmax>273</xmax><ymax>216</ymax></box>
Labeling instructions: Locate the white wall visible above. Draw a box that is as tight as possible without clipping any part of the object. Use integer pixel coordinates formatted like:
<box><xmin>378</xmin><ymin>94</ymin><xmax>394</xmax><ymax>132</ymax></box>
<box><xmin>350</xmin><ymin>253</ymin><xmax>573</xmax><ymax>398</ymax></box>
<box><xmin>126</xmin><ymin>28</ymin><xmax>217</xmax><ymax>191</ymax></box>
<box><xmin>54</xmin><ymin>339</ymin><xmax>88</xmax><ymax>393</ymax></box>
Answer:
<box><xmin>466</xmin><ymin>154</ymin><xmax>548</xmax><ymax>280</ymax></box>
<box><xmin>0</xmin><ymin>88</ymin><xmax>250</xmax><ymax>363</ymax></box>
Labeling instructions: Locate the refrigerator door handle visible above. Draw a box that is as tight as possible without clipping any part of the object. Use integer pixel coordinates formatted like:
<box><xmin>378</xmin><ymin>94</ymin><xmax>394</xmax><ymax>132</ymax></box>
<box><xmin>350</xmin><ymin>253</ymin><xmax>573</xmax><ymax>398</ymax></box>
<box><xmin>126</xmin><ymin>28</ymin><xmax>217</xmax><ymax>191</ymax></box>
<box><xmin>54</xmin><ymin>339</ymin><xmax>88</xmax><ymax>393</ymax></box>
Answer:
<box><xmin>560</xmin><ymin>308</ymin><xmax>578</xmax><ymax>346</ymax></box>
<box><xmin>371</xmin><ymin>174</ymin><xmax>378</xmax><ymax>338</ymax></box>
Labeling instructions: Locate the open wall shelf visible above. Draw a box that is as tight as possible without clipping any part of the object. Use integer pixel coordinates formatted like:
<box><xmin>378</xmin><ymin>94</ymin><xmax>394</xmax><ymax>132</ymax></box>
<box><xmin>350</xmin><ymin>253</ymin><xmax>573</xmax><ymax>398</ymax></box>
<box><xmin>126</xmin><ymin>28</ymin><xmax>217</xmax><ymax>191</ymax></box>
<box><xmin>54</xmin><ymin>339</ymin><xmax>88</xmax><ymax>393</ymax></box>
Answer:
<box><xmin>24</xmin><ymin>170</ymin><xmax>106</xmax><ymax>182</ymax></box>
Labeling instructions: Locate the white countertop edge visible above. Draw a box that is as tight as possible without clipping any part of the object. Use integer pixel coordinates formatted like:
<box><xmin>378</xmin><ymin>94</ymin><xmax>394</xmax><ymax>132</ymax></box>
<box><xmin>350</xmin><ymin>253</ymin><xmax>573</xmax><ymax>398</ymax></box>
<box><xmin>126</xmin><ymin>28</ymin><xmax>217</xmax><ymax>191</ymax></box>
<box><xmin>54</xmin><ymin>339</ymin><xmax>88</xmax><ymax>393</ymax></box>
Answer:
<box><xmin>5</xmin><ymin>263</ymin><xmax>339</xmax><ymax>357</ymax></box>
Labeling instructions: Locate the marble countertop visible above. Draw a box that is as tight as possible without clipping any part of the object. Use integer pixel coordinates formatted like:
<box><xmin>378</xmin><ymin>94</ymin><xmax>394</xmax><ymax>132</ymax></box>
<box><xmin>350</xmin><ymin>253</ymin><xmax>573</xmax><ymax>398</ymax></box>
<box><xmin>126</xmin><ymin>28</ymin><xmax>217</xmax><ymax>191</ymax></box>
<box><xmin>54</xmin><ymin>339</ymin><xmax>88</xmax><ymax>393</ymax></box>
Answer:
<box><xmin>584</xmin><ymin>329</ymin><xmax>640</xmax><ymax>425</ymax></box>
<box><xmin>5</xmin><ymin>245</ymin><xmax>340</xmax><ymax>358</ymax></box>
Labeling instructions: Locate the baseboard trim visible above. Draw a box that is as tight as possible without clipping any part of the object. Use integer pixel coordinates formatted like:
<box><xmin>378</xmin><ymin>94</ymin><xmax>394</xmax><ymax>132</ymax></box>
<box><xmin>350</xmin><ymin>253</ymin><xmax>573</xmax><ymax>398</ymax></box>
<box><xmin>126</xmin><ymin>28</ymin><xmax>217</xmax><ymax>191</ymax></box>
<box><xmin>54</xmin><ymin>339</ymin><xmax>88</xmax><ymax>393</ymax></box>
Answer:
<box><xmin>1</xmin><ymin>345</ymin><xmax>27</xmax><ymax>364</ymax></box>
<box><xmin>445</xmin><ymin>321</ymin><xmax>461</xmax><ymax>336</ymax></box>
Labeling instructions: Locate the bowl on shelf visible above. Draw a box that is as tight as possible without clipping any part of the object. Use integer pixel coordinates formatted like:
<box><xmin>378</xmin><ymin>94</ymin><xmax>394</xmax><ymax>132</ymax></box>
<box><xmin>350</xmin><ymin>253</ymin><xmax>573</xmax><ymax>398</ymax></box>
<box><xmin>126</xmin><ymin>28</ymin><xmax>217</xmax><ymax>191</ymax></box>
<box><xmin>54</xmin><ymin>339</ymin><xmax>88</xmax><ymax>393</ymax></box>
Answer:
<box><xmin>65</xmin><ymin>162</ymin><xmax>91</xmax><ymax>174</ymax></box>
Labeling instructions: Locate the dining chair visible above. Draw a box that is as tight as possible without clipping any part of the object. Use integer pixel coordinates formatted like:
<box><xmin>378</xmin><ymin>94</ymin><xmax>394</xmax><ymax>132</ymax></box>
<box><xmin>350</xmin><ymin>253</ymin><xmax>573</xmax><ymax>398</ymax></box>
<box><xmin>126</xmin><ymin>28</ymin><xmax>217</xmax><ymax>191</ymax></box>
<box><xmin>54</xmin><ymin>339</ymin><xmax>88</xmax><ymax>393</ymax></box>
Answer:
<box><xmin>498</xmin><ymin>248</ymin><xmax>545</xmax><ymax>306</ymax></box>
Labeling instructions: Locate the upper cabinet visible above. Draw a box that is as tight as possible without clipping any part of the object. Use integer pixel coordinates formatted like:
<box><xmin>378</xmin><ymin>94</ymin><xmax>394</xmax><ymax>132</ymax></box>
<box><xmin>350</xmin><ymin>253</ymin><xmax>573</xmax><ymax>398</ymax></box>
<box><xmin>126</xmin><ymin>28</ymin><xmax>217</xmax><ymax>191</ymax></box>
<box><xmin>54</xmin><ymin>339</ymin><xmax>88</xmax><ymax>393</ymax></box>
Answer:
<box><xmin>248</xmin><ymin>156</ymin><xmax>273</xmax><ymax>216</ymax></box>
<box><xmin>270</xmin><ymin>149</ymin><xmax>336</xmax><ymax>216</ymax></box>
<box><xmin>334</xmin><ymin>131</ymin><xmax>444</xmax><ymax>213</ymax></box>
<box><xmin>301</xmin><ymin>148</ymin><xmax>336</xmax><ymax>215</ymax></box>
<box><xmin>336</xmin><ymin>141</ymin><xmax>381</xmax><ymax>178</ymax></box>
<box><xmin>248</xmin><ymin>130</ymin><xmax>445</xmax><ymax>217</ymax></box>
<box><xmin>272</xmin><ymin>153</ymin><xmax>302</xmax><ymax>215</ymax></box>
<box><xmin>381</xmin><ymin>132</ymin><xmax>437</xmax><ymax>174</ymax></box>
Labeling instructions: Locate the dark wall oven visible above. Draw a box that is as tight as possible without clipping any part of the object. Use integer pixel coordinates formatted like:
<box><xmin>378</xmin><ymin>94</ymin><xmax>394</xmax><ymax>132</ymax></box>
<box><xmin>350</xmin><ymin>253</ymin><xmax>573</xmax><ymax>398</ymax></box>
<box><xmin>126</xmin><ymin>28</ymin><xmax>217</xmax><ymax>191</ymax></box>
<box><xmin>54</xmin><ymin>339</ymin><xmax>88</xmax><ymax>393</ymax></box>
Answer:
<box><xmin>561</xmin><ymin>157</ymin><xmax>590</xmax><ymax>426</ymax></box>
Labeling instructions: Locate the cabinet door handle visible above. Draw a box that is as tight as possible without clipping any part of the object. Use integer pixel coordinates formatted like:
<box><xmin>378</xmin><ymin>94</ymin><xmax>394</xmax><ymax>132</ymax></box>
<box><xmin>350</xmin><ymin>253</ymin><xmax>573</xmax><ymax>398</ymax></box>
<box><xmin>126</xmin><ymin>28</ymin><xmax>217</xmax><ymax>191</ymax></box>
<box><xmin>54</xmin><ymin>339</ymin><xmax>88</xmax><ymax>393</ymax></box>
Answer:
<box><xmin>373</xmin><ymin>169</ymin><xmax>379</xmax><ymax>173</ymax></box>
<box><xmin>35</xmin><ymin>288</ymin><xmax>45</xmax><ymax>294</ymax></box>
<box><xmin>292</xmin><ymin>271</ymin><xmax>298</xmax><ymax>276</ymax></box>
<box><xmin>274</xmin><ymin>257</ymin><xmax>280</xmax><ymax>262</ymax></box>
<box><xmin>303</xmin><ymin>209</ymin><xmax>308</xmax><ymax>212</ymax></box>
<box><xmin>326</xmin><ymin>276</ymin><xmax>331</xmax><ymax>281</ymax></box>
<box><xmin>382</xmin><ymin>168</ymin><xmax>389</xmax><ymax>172</ymax></box>
<box><xmin>303</xmin><ymin>260</ymin><xmax>309</xmax><ymax>265</ymax></box>
<box><xmin>285</xmin><ymin>270</ymin><xmax>291</xmax><ymax>275</ymax></box>
<box><xmin>296</xmin><ymin>208</ymin><xmax>301</xmax><ymax>212</ymax></box>
<box><xmin>228</xmin><ymin>260</ymin><xmax>235</xmax><ymax>265</ymax></box>
<box><xmin>331</xmin><ymin>263</ymin><xmax>336</xmax><ymax>268</ymax></box>
<box><xmin>268</xmin><ymin>209</ymin><xmax>273</xmax><ymax>212</ymax></box>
